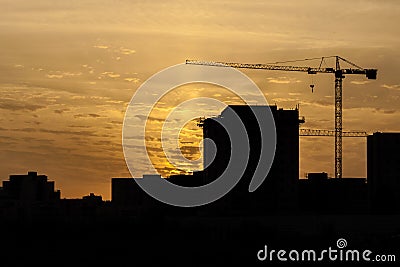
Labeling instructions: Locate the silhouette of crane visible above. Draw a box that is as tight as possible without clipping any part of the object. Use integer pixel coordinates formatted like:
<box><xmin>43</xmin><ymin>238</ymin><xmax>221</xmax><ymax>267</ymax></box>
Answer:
<box><xmin>186</xmin><ymin>56</ymin><xmax>377</xmax><ymax>178</ymax></box>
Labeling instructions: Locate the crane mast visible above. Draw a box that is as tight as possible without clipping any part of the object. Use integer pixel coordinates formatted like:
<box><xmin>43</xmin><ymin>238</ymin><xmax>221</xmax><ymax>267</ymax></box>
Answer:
<box><xmin>186</xmin><ymin>56</ymin><xmax>377</xmax><ymax>179</ymax></box>
<box><xmin>335</xmin><ymin>57</ymin><xmax>343</xmax><ymax>178</ymax></box>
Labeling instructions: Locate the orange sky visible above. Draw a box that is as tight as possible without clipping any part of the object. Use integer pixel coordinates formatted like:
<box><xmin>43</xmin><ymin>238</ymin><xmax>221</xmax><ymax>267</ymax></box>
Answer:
<box><xmin>0</xmin><ymin>0</ymin><xmax>399</xmax><ymax>199</ymax></box>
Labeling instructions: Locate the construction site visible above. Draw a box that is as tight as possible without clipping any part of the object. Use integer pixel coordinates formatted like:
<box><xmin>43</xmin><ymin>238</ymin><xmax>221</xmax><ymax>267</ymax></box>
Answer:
<box><xmin>186</xmin><ymin>55</ymin><xmax>377</xmax><ymax>179</ymax></box>
<box><xmin>160</xmin><ymin>56</ymin><xmax>399</xmax><ymax>214</ymax></box>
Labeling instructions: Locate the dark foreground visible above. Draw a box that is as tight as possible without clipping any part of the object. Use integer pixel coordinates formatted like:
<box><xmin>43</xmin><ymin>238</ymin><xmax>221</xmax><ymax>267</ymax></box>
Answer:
<box><xmin>1</xmin><ymin>214</ymin><xmax>399</xmax><ymax>266</ymax></box>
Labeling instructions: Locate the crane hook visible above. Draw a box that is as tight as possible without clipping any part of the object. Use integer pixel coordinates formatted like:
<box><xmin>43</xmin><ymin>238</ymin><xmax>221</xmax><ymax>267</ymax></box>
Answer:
<box><xmin>310</xmin><ymin>84</ymin><xmax>315</xmax><ymax>93</ymax></box>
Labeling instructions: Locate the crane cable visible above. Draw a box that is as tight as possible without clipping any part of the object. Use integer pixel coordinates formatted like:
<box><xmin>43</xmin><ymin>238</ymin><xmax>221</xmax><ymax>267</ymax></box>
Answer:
<box><xmin>265</xmin><ymin>55</ymin><xmax>337</xmax><ymax>65</ymax></box>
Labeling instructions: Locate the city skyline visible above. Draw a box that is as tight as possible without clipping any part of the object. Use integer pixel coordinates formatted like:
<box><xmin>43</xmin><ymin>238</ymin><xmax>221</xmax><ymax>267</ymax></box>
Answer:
<box><xmin>1</xmin><ymin>128</ymin><xmax>398</xmax><ymax>213</ymax></box>
<box><xmin>0</xmin><ymin>1</ymin><xmax>399</xmax><ymax>199</ymax></box>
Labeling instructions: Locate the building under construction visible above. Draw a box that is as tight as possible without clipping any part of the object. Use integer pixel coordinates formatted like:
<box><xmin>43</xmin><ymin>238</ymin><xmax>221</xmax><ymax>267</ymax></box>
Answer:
<box><xmin>200</xmin><ymin>105</ymin><xmax>302</xmax><ymax>212</ymax></box>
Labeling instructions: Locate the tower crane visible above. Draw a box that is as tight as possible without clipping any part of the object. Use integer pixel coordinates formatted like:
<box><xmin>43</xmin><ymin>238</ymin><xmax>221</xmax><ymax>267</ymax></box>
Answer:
<box><xmin>186</xmin><ymin>56</ymin><xmax>377</xmax><ymax>179</ymax></box>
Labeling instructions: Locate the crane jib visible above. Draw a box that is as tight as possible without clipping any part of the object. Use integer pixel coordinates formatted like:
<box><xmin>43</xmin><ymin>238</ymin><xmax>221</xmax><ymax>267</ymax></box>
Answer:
<box><xmin>185</xmin><ymin>60</ymin><xmax>377</xmax><ymax>80</ymax></box>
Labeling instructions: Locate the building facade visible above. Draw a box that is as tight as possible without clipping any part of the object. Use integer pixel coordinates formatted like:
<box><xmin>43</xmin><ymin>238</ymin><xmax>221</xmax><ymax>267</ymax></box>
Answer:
<box><xmin>202</xmin><ymin>105</ymin><xmax>302</xmax><ymax>213</ymax></box>
<box><xmin>367</xmin><ymin>132</ymin><xmax>400</xmax><ymax>213</ymax></box>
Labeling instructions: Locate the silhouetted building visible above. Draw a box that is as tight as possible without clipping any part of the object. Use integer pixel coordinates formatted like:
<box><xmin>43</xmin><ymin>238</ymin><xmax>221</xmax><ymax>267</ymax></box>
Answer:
<box><xmin>307</xmin><ymin>172</ymin><xmax>329</xmax><ymax>182</ymax></box>
<box><xmin>299</xmin><ymin>173</ymin><xmax>367</xmax><ymax>214</ymax></box>
<box><xmin>111</xmin><ymin>175</ymin><xmax>168</xmax><ymax>216</ymax></box>
<box><xmin>59</xmin><ymin>193</ymin><xmax>105</xmax><ymax>221</ymax></box>
<box><xmin>82</xmin><ymin>192</ymin><xmax>103</xmax><ymax>203</ymax></box>
<box><xmin>112</xmin><ymin>178</ymin><xmax>142</xmax><ymax>207</ymax></box>
<box><xmin>0</xmin><ymin>171</ymin><xmax>60</xmax><ymax>221</ymax></box>
<box><xmin>167</xmin><ymin>171</ymin><xmax>204</xmax><ymax>187</ymax></box>
<box><xmin>202</xmin><ymin>105</ymin><xmax>302</xmax><ymax>213</ymax></box>
<box><xmin>1</xmin><ymin>171</ymin><xmax>60</xmax><ymax>202</ymax></box>
<box><xmin>368</xmin><ymin>132</ymin><xmax>400</xmax><ymax>214</ymax></box>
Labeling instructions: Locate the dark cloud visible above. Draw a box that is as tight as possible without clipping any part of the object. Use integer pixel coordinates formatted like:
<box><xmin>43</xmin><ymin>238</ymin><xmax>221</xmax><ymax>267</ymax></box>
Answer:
<box><xmin>145</xmin><ymin>146</ymin><xmax>163</xmax><ymax>153</ymax></box>
<box><xmin>374</xmin><ymin>108</ymin><xmax>396</xmax><ymax>114</ymax></box>
<box><xmin>93</xmin><ymin>140</ymin><xmax>115</xmax><ymax>146</ymax></box>
<box><xmin>12</xmin><ymin>127</ymin><xmax>37</xmax><ymax>132</ymax></box>
<box><xmin>68</xmin><ymin>125</ymin><xmax>92</xmax><ymax>128</ymax></box>
<box><xmin>21</xmin><ymin>136</ymin><xmax>55</xmax><ymax>143</ymax></box>
<box><xmin>109</xmin><ymin>120</ymin><xmax>122</xmax><ymax>124</ymax></box>
<box><xmin>124</xmin><ymin>144</ymin><xmax>145</xmax><ymax>150</ymax></box>
<box><xmin>145</xmin><ymin>136</ymin><xmax>161</xmax><ymax>142</ymax></box>
<box><xmin>134</xmin><ymin>114</ymin><xmax>164</xmax><ymax>122</ymax></box>
<box><xmin>24</xmin><ymin>121</ymin><xmax>41</xmax><ymax>125</ymax></box>
<box><xmin>54</xmin><ymin>108</ymin><xmax>70</xmax><ymax>114</ymax></box>
<box><xmin>74</xmin><ymin>113</ymin><xmax>102</xmax><ymax>118</ymax></box>
<box><xmin>179</xmin><ymin>141</ymin><xmax>196</xmax><ymax>144</ymax></box>
<box><xmin>179</xmin><ymin>145</ymin><xmax>200</xmax><ymax>159</ymax></box>
<box><xmin>123</xmin><ymin>135</ymin><xmax>144</xmax><ymax>140</ymax></box>
<box><xmin>0</xmin><ymin>99</ymin><xmax>45</xmax><ymax>111</ymax></box>
<box><xmin>39</xmin><ymin>128</ymin><xmax>98</xmax><ymax>136</ymax></box>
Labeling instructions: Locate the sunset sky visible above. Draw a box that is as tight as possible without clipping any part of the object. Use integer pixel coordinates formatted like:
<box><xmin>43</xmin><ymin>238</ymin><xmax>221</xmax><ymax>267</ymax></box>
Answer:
<box><xmin>0</xmin><ymin>0</ymin><xmax>399</xmax><ymax>199</ymax></box>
